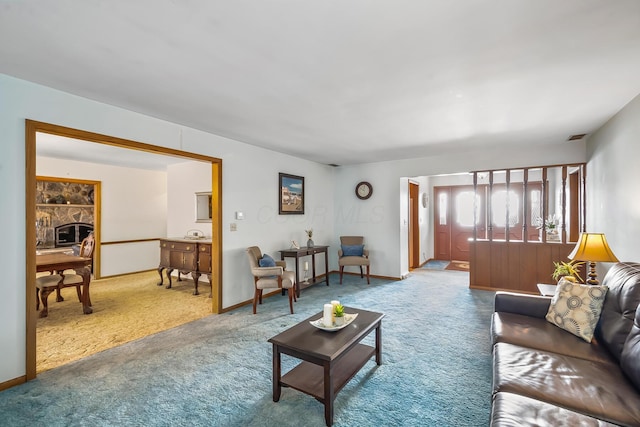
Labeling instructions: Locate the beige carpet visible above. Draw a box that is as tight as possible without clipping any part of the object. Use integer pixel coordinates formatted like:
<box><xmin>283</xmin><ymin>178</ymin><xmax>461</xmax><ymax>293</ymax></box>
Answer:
<box><xmin>36</xmin><ymin>270</ymin><xmax>214</xmax><ymax>373</ymax></box>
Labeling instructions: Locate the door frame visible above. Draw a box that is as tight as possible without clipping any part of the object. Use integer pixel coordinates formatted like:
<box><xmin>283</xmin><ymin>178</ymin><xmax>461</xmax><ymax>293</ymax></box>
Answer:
<box><xmin>25</xmin><ymin>120</ymin><xmax>223</xmax><ymax>380</ymax></box>
<box><xmin>408</xmin><ymin>181</ymin><xmax>420</xmax><ymax>268</ymax></box>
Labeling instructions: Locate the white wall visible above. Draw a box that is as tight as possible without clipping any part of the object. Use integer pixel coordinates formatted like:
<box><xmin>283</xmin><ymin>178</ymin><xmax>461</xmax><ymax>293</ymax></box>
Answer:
<box><xmin>586</xmin><ymin>92</ymin><xmax>640</xmax><ymax>266</ymax></box>
<box><xmin>166</xmin><ymin>161</ymin><xmax>212</xmax><ymax>238</ymax></box>
<box><xmin>36</xmin><ymin>155</ymin><xmax>168</xmax><ymax>277</ymax></box>
<box><xmin>0</xmin><ymin>74</ymin><xmax>334</xmax><ymax>383</ymax></box>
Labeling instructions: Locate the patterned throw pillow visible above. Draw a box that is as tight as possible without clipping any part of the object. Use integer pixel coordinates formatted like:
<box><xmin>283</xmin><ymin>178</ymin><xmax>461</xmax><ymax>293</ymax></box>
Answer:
<box><xmin>545</xmin><ymin>278</ymin><xmax>608</xmax><ymax>342</ymax></box>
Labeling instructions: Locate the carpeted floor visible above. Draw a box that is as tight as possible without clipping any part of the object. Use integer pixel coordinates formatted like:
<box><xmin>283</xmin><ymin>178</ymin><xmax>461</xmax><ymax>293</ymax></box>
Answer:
<box><xmin>37</xmin><ymin>271</ymin><xmax>213</xmax><ymax>373</ymax></box>
<box><xmin>3</xmin><ymin>270</ymin><xmax>495</xmax><ymax>427</ymax></box>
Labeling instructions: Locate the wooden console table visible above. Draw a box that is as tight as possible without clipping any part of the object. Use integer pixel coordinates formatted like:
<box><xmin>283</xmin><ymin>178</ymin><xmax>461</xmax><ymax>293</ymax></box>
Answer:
<box><xmin>279</xmin><ymin>245</ymin><xmax>329</xmax><ymax>297</ymax></box>
<box><xmin>269</xmin><ymin>307</ymin><xmax>384</xmax><ymax>426</ymax></box>
<box><xmin>157</xmin><ymin>238</ymin><xmax>212</xmax><ymax>295</ymax></box>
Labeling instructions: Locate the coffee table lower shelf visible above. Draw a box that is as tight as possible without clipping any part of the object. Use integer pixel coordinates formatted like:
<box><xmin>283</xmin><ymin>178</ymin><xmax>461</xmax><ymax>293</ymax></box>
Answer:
<box><xmin>281</xmin><ymin>343</ymin><xmax>375</xmax><ymax>400</ymax></box>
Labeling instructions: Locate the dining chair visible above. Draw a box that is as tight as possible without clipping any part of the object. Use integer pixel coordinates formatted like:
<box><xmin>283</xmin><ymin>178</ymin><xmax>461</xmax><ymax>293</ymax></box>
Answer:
<box><xmin>36</xmin><ymin>233</ymin><xmax>95</xmax><ymax>317</ymax></box>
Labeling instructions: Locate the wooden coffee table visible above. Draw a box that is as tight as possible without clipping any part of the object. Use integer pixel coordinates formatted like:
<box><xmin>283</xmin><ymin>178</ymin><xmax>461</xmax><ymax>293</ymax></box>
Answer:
<box><xmin>268</xmin><ymin>307</ymin><xmax>384</xmax><ymax>426</ymax></box>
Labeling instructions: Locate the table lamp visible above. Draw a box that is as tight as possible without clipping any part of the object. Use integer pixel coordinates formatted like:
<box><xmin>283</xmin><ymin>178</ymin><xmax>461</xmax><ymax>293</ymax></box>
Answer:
<box><xmin>568</xmin><ymin>233</ymin><xmax>619</xmax><ymax>285</ymax></box>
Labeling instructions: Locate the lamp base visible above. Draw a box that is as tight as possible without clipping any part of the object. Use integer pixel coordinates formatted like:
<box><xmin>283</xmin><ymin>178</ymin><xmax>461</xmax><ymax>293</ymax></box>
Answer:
<box><xmin>586</xmin><ymin>261</ymin><xmax>599</xmax><ymax>286</ymax></box>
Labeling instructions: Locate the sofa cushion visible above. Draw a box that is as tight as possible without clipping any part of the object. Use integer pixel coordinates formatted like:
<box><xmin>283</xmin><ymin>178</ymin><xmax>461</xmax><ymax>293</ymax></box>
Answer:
<box><xmin>595</xmin><ymin>262</ymin><xmax>640</xmax><ymax>361</ymax></box>
<box><xmin>493</xmin><ymin>342</ymin><xmax>640</xmax><ymax>426</ymax></box>
<box><xmin>620</xmin><ymin>304</ymin><xmax>640</xmax><ymax>391</ymax></box>
<box><xmin>491</xmin><ymin>392</ymin><xmax>620</xmax><ymax>427</ymax></box>
<box><xmin>545</xmin><ymin>279</ymin><xmax>608</xmax><ymax>342</ymax></box>
<box><xmin>491</xmin><ymin>312</ymin><xmax>613</xmax><ymax>363</ymax></box>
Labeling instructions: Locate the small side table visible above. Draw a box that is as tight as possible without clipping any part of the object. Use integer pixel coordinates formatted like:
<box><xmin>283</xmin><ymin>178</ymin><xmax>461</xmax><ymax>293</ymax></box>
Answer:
<box><xmin>537</xmin><ymin>283</ymin><xmax>557</xmax><ymax>296</ymax></box>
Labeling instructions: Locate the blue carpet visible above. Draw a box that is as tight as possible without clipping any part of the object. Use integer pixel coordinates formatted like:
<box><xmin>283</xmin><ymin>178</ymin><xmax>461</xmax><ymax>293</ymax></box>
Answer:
<box><xmin>422</xmin><ymin>260</ymin><xmax>450</xmax><ymax>270</ymax></box>
<box><xmin>0</xmin><ymin>270</ymin><xmax>494</xmax><ymax>426</ymax></box>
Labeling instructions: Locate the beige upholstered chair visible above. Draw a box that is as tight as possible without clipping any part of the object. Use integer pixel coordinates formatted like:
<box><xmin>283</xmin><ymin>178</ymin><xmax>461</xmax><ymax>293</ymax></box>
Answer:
<box><xmin>246</xmin><ymin>246</ymin><xmax>296</xmax><ymax>314</ymax></box>
<box><xmin>36</xmin><ymin>233</ymin><xmax>95</xmax><ymax>317</ymax></box>
<box><xmin>338</xmin><ymin>236</ymin><xmax>370</xmax><ymax>284</ymax></box>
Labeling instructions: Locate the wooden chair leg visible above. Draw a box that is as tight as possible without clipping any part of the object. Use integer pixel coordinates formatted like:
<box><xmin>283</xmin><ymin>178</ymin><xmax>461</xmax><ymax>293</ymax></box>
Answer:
<box><xmin>253</xmin><ymin>289</ymin><xmax>259</xmax><ymax>314</ymax></box>
<box><xmin>39</xmin><ymin>287</ymin><xmax>55</xmax><ymax>318</ymax></box>
<box><xmin>288</xmin><ymin>289</ymin><xmax>294</xmax><ymax>314</ymax></box>
<box><xmin>360</xmin><ymin>266</ymin><xmax>363</xmax><ymax>278</ymax></box>
<box><xmin>55</xmin><ymin>286</ymin><xmax>64</xmax><ymax>302</ymax></box>
<box><xmin>76</xmin><ymin>285</ymin><xmax>82</xmax><ymax>302</ymax></box>
<box><xmin>366</xmin><ymin>265</ymin><xmax>370</xmax><ymax>284</ymax></box>
<box><xmin>36</xmin><ymin>288</ymin><xmax>40</xmax><ymax>310</ymax></box>
<box><xmin>340</xmin><ymin>266</ymin><xmax>344</xmax><ymax>284</ymax></box>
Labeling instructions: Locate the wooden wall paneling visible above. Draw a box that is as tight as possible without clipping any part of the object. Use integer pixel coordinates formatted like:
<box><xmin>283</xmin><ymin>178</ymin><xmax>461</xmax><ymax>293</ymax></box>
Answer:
<box><xmin>470</xmin><ymin>240</ymin><xmax>491</xmax><ymax>288</ymax></box>
<box><xmin>521</xmin><ymin>244</ymin><xmax>539</xmax><ymax>292</ymax></box>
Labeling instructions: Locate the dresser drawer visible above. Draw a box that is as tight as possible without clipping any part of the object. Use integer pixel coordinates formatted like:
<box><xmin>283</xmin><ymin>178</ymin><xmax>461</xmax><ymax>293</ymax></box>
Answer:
<box><xmin>168</xmin><ymin>242</ymin><xmax>196</xmax><ymax>252</ymax></box>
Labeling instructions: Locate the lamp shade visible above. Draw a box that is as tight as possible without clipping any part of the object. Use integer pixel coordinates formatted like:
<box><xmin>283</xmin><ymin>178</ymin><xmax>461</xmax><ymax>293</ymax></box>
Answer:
<box><xmin>568</xmin><ymin>233</ymin><xmax>619</xmax><ymax>263</ymax></box>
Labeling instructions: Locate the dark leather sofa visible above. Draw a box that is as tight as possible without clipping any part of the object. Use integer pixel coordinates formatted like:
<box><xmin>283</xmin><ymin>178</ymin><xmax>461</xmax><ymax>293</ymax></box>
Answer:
<box><xmin>490</xmin><ymin>262</ymin><xmax>640</xmax><ymax>426</ymax></box>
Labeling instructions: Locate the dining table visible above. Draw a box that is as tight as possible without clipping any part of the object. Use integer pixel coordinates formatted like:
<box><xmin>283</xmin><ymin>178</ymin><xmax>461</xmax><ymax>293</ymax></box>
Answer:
<box><xmin>36</xmin><ymin>252</ymin><xmax>93</xmax><ymax>317</ymax></box>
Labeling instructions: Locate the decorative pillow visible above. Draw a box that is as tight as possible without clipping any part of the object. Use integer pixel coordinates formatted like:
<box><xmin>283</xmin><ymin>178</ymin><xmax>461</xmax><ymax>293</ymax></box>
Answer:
<box><xmin>545</xmin><ymin>278</ymin><xmax>608</xmax><ymax>342</ymax></box>
<box><xmin>259</xmin><ymin>253</ymin><xmax>276</xmax><ymax>267</ymax></box>
<box><xmin>341</xmin><ymin>244</ymin><xmax>364</xmax><ymax>257</ymax></box>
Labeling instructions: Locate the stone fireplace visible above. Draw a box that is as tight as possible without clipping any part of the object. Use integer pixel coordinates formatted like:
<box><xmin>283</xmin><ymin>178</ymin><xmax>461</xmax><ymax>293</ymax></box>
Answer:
<box><xmin>36</xmin><ymin>179</ymin><xmax>95</xmax><ymax>249</ymax></box>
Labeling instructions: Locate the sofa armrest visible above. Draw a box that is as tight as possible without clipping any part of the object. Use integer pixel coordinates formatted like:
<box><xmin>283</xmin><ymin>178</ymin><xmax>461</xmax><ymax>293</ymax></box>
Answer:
<box><xmin>494</xmin><ymin>292</ymin><xmax>552</xmax><ymax>319</ymax></box>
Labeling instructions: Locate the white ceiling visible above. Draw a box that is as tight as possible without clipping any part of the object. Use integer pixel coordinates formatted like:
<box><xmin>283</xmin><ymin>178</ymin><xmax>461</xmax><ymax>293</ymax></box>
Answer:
<box><xmin>2</xmin><ymin>1</ymin><xmax>640</xmax><ymax>166</ymax></box>
<box><xmin>36</xmin><ymin>132</ymin><xmax>189</xmax><ymax>171</ymax></box>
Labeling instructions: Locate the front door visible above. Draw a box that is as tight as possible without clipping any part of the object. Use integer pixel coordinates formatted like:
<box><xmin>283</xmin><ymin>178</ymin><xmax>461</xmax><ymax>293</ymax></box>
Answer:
<box><xmin>434</xmin><ymin>185</ymin><xmax>484</xmax><ymax>262</ymax></box>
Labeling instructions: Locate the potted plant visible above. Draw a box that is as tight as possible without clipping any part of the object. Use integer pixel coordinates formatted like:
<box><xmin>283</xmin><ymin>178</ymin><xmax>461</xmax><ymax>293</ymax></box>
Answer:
<box><xmin>334</xmin><ymin>304</ymin><xmax>345</xmax><ymax>326</ymax></box>
<box><xmin>305</xmin><ymin>228</ymin><xmax>314</xmax><ymax>248</ymax></box>
<box><xmin>552</xmin><ymin>260</ymin><xmax>585</xmax><ymax>283</ymax></box>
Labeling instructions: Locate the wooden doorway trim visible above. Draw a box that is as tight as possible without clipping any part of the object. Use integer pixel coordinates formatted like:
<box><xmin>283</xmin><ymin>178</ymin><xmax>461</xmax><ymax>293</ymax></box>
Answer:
<box><xmin>408</xmin><ymin>181</ymin><xmax>420</xmax><ymax>268</ymax></box>
<box><xmin>25</xmin><ymin>120</ymin><xmax>223</xmax><ymax>381</ymax></box>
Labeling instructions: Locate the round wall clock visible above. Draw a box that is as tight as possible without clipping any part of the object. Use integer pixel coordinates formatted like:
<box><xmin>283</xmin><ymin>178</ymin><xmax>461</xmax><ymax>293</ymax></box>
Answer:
<box><xmin>355</xmin><ymin>181</ymin><xmax>373</xmax><ymax>200</ymax></box>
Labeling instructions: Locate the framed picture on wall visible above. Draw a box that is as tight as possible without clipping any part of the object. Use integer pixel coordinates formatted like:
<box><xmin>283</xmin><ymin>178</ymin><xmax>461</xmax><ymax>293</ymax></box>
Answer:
<box><xmin>279</xmin><ymin>173</ymin><xmax>305</xmax><ymax>215</ymax></box>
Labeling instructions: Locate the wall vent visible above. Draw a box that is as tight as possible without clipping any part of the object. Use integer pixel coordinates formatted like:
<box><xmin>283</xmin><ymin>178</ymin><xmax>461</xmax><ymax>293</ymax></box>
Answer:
<box><xmin>567</xmin><ymin>134</ymin><xmax>587</xmax><ymax>141</ymax></box>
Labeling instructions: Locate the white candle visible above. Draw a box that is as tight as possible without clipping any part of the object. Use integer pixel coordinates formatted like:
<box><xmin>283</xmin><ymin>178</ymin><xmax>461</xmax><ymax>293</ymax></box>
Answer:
<box><xmin>323</xmin><ymin>304</ymin><xmax>333</xmax><ymax>327</ymax></box>
<box><xmin>304</xmin><ymin>261</ymin><xmax>309</xmax><ymax>270</ymax></box>
<box><xmin>331</xmin><ymin>300</ymin><xmax>340</xmax><ymax>323</ymax></box>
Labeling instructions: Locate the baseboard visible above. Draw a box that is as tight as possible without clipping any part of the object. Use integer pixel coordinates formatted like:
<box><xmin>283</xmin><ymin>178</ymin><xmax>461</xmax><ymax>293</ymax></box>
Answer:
<box><xmin>468</xmin><ymin>284</ymin><xmax>537</xmax><ymax>295</ymax></box>
<box><xmin>328</xmin><ymin>270</ymin><xmax>400</xmax><ymax>281</ymax></box>
<box><xmin>0</xmin><ymin>375</ymin><xmax>26</xmax><ymax>392</ymax></box>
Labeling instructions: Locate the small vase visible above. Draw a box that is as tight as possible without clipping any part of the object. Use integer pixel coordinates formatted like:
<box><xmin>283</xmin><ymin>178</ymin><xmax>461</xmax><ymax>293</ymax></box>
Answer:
<box><xmin>307</xmin><ymin>239</ymin><xmax>314</xmax><ymax>248</ymax></box>
<box><xmin>335</xmin><ymin>316</ymin><xmax>345</xmax><ymax>326</ymax></box>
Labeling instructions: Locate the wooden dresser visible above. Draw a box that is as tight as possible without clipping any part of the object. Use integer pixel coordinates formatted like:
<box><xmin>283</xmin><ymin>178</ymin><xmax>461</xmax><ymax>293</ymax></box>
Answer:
<box><xmin>157</xmin><ymin>238</ymin><xmax>212</xmax><ymax>295</ymax></box>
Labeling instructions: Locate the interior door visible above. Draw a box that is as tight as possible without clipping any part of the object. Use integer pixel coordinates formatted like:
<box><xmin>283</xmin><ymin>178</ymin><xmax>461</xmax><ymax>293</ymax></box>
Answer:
<box><xmin>434</xmin><ymin>186</ymin><xmax>451</xmax><ymax>260</ymax></box>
